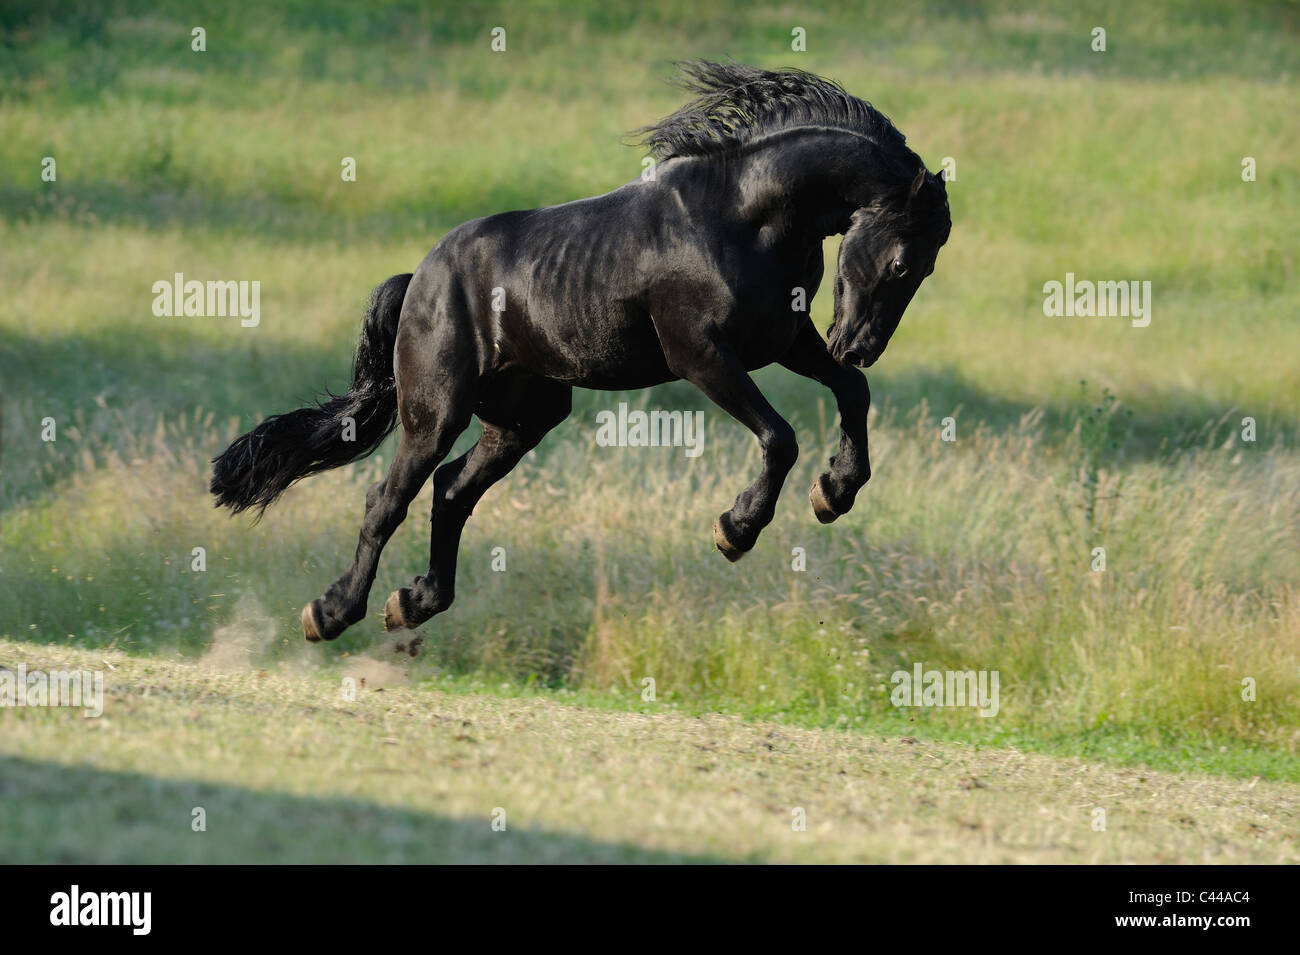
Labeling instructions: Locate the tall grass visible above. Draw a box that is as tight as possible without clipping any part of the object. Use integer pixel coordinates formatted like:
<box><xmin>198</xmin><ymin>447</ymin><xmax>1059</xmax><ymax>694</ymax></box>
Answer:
<box><xmin>4</xmin><ymin>388</ymin><xmax>1295</xmax><ymax>754</ymax></box>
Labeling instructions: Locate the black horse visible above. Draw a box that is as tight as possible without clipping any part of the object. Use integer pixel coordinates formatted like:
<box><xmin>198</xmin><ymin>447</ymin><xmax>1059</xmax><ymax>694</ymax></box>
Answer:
<box><xmin>211</xmin><ymin>61</ymin><xmax>952</xmax><ymax>642</ymax></box>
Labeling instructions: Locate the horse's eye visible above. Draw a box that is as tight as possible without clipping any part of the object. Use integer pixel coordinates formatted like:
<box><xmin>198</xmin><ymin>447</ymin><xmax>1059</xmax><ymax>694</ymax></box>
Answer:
<box><xmin>891</xmin><ymin>258</ymin><xmax>908</xmax><ymax>278</ymax></box>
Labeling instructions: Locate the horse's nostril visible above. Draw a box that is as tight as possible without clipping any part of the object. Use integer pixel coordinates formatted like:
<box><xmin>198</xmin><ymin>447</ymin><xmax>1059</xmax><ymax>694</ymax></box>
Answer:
<box><xmin>844</xmin><ymin>350</ymin><xmax>864</xmax><ymax>367</ymax></box>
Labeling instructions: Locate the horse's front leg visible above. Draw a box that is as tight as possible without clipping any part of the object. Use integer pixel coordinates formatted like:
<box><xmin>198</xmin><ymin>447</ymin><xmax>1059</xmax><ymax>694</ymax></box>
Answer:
<box><xmin>663</xmin><ymin>339</ymin><xmax>798</xmax><ymax>561</ymax></box>
<box><xmin>778</xmin><ymin>319</ymin><xmax>871</xmax><ymax>523</ymax></box>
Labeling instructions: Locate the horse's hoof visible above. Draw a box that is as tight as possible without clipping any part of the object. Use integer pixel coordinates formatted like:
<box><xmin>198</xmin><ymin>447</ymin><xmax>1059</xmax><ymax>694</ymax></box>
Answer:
<box><xmin>301</xmin><ymin>602</ymin><xmax>325</xmax><ymax>642</ymax></box>
<box><xmin>713</xmin><ymin>516</ymin><xmax>746</xmax><ymax>562</ymax></box>
<box><xmin>810</xmin><ymin>476</ymin><xmax>839</xmax><ymax>524</ymax></box>
<box><xmin>383</xmin><ymin>590</ymin><xmax>409</xmax><ymax>632</ymax></box>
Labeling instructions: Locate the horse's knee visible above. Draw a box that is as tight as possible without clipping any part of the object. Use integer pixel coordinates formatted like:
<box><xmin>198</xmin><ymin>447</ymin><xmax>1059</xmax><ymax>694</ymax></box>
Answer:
<box><xmin>765</xmin><ymin>422</ymin><xmax>799</xmax><ymax>472</ymax></box>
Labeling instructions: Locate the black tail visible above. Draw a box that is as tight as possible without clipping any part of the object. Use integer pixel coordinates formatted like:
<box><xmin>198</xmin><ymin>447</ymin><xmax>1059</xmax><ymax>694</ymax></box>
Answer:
<box><xmin>211</xmin><ymin>273</ymin><xmax>413</xmax><ymax>515</ymax></box>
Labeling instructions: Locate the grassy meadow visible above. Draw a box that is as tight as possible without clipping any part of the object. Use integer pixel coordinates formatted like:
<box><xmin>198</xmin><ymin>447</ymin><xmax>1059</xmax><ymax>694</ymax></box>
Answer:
<box><xmin>4</xmin><ymin>640</ymin><xmax>1294</xmax><ymax>863</ymax></box>
<box><xmin>1</xmin><ymin>0</ymin><xmax>1298</xmax><ymax>860</ymax></box>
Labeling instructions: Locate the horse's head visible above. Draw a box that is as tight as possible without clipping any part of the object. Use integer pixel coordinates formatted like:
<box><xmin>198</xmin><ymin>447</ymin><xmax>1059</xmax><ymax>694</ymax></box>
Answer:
<box><xmin>828</xmin><ymin>167</ymin><xmax>951</xmax><ymax>368</ymax></box>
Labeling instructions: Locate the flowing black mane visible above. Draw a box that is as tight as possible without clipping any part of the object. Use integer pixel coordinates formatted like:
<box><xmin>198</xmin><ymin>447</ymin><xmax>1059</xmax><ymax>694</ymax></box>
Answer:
<box><xmin>635</xmin><ymin>61</ymin><xmax>917</xmax><ymax>171</ymax></box>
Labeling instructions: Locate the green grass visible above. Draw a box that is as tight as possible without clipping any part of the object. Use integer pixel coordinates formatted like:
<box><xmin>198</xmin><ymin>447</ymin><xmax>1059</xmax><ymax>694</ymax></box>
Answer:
<box><xmin>2</xmin><ymin>0</ymin><xmax>1298</xmax><ymax>851</ymax></box>
<box><xmin>3</xmin><ymin>642</ymin><xmax>1295</xmax><ymax>863</ymax></box>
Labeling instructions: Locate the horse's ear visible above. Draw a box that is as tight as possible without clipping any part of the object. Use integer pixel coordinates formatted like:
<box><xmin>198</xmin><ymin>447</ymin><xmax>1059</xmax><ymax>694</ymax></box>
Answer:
<box><xmin>908</xmin><ymin>167</ymin><xmax>926</xmax><ymax>201</ymax></box>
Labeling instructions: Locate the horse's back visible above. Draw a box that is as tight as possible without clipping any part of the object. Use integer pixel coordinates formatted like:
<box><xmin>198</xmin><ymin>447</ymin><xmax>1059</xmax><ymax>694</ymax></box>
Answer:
<box><xmin>406</xmin><ymin>183</ymin><xmax>687</xmax><ymax>388</ymax></box>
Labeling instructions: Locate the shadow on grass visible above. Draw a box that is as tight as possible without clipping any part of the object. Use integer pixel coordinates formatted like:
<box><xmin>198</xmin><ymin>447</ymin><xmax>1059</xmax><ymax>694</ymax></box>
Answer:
<box><xmin>569</xmin><ymin>365</ymin><xmax>1299</xmax><ymax>457</ymax></box>
<box><xmin>0</xmin><ymin>753</ymin><xmax>727</xmax><ymax>863</ymax></box>
<box><xmin>0</xmin><ymin>168</ymin><xmax>615</xmax><ymax>246</ymax></box>
<box><xmin>0</xmin><ymin>323</ymin><xmax>346</xmax><ymax>424</ymax></box>
<box><xmin>864</xmin><ymin>364</ymin><xmax>1297</xmax><ymax>456</ymax></box>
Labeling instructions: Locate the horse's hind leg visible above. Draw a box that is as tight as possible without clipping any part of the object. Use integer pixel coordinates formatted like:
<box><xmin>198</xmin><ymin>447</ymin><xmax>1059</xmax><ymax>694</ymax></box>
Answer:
<box><xmin>302</xmin><ymin>424</ymin><xmax>463</xmax><ymax>641</ymax></box>
<box><xmin>778</xmin><ymin>319</ymin><xmax>871</xmax><ymax>523</ymax></box>
<box><xmin>383</xmin><ymin>377</ymin><xmax>572</xmax><ymax>631</ymax></box>
<box><xmin>302</xmin><ymin>340</ymin><xmax>476</xmax><ymax>641</ymax></box>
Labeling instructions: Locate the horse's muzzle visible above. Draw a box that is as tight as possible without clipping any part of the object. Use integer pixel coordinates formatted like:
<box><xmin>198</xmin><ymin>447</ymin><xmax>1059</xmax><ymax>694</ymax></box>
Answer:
<box><xmin>842</xmin><ymin>350</ymin><xmax>875</xmax><ymax>368</ymax></box>
<box><xmin>832</xmin><ymin>333</ymin><xmax>880</xmax><ymax>368</ymax></box>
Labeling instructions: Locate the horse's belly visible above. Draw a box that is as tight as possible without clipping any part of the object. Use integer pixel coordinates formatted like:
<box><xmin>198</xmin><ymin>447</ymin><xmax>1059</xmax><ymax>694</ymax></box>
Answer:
<box><xmin>503</xmin><ymin>303</ymin><xmax>675</xmax><ymax>389</ymax></box>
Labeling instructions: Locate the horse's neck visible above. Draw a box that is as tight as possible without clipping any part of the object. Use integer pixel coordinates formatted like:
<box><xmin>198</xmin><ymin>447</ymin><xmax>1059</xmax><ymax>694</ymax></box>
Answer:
<box><xmin>731</xmin><ymin>128</ymin><xmax>891</xmax><ymax>243</ymax></box>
